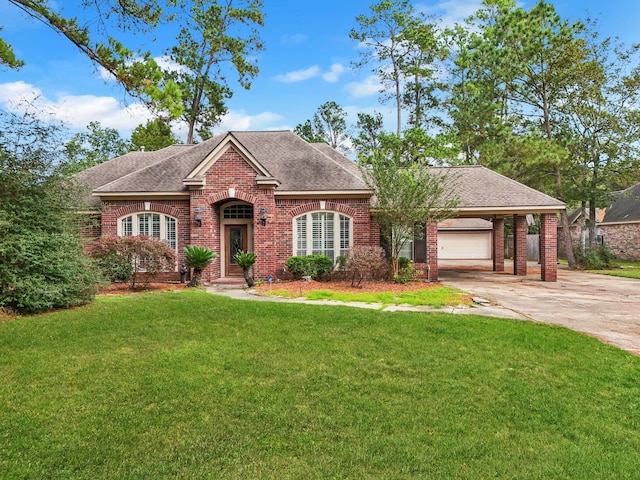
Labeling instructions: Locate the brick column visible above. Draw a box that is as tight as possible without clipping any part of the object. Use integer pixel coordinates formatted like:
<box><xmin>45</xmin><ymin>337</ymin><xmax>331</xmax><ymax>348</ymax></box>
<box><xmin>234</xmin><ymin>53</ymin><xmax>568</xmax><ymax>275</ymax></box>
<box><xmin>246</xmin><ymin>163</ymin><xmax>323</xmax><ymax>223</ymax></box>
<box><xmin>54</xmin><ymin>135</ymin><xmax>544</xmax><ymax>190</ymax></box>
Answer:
<box><xmin>513</xmin><ymin>214</ymin><xmax>528</xmax><ymax>276</ymax></box>
<box><xmin>426</xmin><ymin>221</ymin><xmax>438</xmax><ymax>281</ymax></box>
<box><xmin>540</xmin><ymin>213</ymin><xmax>558</xmax><ymax>282</ymax></box>
<box><xmin>492</xmin><ymin>217</ymin><xmax>505</xmax><ymax>272</ymax></box>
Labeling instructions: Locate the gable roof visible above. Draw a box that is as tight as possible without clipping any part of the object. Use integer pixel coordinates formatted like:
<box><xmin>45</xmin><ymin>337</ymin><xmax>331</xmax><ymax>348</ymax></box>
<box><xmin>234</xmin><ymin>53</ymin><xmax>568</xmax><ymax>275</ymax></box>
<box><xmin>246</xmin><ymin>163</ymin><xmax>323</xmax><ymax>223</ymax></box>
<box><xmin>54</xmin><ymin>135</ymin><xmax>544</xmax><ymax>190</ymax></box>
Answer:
<box><xmin>76</xmin><ymin>131</ymin><xmax>369</xmax><ymax>206</ymax></box>
<box><xmin>600</xmin><ymin>183</ymin><xmax>640</xmax><ymax>224</ymax></box>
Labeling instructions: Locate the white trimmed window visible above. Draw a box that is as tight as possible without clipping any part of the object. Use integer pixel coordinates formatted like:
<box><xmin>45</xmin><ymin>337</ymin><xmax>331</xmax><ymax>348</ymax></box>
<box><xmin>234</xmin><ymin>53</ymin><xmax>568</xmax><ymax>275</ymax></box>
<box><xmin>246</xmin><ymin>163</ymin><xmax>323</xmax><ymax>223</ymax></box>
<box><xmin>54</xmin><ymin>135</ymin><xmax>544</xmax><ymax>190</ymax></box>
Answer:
<box><xmin>294</xmin><ymin>211</ymin><xmax>352</xmax><ymax>260</ymax></box>
<box><xmin>118</xmin><ymin>213</ymin><xmax>177</xmax><ymax>250</ymax></box>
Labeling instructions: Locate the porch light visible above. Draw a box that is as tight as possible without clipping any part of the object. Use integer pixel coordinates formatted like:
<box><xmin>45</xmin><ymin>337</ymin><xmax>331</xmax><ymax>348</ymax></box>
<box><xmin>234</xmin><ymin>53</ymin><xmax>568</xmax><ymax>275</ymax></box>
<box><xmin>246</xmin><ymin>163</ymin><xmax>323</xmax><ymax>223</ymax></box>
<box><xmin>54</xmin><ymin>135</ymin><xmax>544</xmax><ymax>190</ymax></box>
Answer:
<box><xmin>194</xmin><ymin>206</ymin><xmax>202</xmax><ymax>227</ymax></box>
<box><xmin>260</xmin><ymin>208</ymin><xmax>268</xmax><ymax>226</ymax></box>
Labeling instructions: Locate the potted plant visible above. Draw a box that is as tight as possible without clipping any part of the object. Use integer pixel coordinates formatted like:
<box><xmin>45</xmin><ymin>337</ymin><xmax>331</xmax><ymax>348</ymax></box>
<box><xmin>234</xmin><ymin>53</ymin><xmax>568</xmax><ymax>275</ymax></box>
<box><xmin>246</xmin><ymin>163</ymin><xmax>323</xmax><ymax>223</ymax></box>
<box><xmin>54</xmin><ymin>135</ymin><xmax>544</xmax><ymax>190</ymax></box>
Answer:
<box><xmin>234</xmin><ymin>251</ymin><xmax>257</xmax><ymax>287</ymax></box>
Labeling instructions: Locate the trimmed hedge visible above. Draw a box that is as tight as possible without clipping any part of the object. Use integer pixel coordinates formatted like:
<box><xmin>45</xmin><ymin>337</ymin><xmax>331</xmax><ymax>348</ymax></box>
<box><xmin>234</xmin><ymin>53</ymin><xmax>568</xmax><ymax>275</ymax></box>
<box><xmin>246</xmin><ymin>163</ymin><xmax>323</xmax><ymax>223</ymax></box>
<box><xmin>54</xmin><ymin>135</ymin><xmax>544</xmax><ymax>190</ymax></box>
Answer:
<box><xmin>285</xmin><ymin>254</ymin><xmax>334</xmax><ymax>280</ymax></box>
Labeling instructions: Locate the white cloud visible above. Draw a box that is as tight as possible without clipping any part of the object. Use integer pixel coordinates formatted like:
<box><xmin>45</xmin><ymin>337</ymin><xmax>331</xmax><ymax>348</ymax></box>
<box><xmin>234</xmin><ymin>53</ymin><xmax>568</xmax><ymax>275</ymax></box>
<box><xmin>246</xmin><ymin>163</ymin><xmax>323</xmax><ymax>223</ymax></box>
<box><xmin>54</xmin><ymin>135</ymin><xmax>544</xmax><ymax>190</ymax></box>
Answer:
<box><xmin>211</xmin><ymin>109</ymin><xmax>287</xmax><ymax>133</ymax></box>
<box><xmin>0</xmin><ymin>81</ymin><xmax>152</xmax><ymax>133</ymax></box>
<box><xmin>343</xmin><ymin>75</ymin><xmax>381</xmax><ymax>99</ymax></box>
<box><xmin>273</xmin><ymin>66</ymin><xmax>320</xmax><ymax>83</ymax></box>
<box><xmin>280</xmin><ymin>34</ymin><xmax>309</xmax><ymax>46</ymax></box>
<box><xmin>322</xmin><ymin>63</ymin><xmax>345</xmax><ymax>83</ymax></box>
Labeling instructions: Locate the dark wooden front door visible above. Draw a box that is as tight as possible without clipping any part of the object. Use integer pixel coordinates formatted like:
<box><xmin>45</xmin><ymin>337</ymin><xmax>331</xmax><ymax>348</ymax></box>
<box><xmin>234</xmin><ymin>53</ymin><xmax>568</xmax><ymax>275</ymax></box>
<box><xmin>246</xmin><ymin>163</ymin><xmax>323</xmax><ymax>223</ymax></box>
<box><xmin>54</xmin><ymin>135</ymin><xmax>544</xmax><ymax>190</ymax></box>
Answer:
<box><xmin>225</xmin><ymin>225</ymin><xmax>247</xmax><ymax>277</ymax></box>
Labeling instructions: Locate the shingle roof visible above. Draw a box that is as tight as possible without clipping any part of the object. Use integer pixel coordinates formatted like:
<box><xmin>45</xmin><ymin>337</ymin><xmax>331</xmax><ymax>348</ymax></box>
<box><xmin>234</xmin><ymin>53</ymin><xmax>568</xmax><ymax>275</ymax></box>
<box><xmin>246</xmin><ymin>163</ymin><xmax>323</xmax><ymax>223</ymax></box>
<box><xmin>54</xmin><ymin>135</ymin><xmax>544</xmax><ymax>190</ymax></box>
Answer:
<box><xmin>601</xmin><ymin>183</ymin><xmax>640</xmax><ymax>224</ymax></box>
<box><xmin>433</xmin><ymin>165</ymin><xmax>565</xmax><ymax>211</ymax></box>
<box><xmin>229</xmin><ymin>131</ymin><xmax>368</xmax><ymax>191</ymax></box>
<box><xmin>74</xmin><ymin>131</ymin><xmax>564</xmax><ymax>213</ymax></box>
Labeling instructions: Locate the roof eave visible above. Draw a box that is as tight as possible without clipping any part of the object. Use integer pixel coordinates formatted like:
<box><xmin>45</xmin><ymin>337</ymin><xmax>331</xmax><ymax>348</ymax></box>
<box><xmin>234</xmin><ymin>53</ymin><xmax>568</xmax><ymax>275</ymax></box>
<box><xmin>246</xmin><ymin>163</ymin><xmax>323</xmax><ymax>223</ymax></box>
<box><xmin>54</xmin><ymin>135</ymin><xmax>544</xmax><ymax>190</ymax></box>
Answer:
<box><xmin>455</xmin><ymin>205</ymin><xmax>565</xmax><ymax>217</ymax></box>
<box><xmin>93</xmin><ymin>191</ymin><xmax>190</xmax><ymax>199</ymax></box>
<box><xmin>275</xmin><ymin>190</ymin><xmax>372</xmax><ymax>199</ymax></box>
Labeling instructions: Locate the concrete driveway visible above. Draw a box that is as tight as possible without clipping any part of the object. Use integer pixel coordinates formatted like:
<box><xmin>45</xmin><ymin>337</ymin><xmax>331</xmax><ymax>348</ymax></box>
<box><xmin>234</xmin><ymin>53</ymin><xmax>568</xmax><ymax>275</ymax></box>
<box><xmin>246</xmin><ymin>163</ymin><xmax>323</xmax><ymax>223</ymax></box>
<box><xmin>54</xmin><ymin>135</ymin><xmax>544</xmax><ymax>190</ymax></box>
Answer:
<box><xmin>439</xmin><ymin>266</ymin><xmax>640</xmax><ymax>356</ymax></box>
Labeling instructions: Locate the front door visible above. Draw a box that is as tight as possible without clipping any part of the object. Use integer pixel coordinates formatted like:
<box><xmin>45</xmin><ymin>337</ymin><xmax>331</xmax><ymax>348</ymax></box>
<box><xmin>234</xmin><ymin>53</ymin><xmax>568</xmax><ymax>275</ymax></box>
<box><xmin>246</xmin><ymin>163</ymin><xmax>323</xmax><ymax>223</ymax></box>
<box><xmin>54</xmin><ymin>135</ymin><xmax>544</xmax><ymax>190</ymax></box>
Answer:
<box><xmin>225</xmin><ymin>225</ymin><xmax>247</xmax><ymax>277</ymax></box>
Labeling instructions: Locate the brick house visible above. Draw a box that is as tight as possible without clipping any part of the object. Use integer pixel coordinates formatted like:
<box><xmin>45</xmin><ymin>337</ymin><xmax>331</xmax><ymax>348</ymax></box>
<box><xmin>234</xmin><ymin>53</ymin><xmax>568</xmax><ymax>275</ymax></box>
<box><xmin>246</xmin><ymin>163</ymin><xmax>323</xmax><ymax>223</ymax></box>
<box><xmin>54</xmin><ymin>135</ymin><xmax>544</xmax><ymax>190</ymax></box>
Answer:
<box><xmin>598</xmin><ymin>183</ymin><xmax>640</xmax><ymax>261</ymax></box>
<box><xmin>75</xmin><ymin>130</ymin><xmax>565</xmax><ymax>282</ymax></box>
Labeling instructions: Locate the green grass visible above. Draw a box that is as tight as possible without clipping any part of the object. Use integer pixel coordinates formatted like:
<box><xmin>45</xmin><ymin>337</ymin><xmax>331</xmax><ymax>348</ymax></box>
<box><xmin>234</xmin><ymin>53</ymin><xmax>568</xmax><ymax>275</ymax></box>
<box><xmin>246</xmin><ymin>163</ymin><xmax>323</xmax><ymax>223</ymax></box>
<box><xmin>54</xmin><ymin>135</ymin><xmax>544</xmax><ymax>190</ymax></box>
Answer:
<box><xmin>2</xmin><ymin>290</ymin><xmax>640</xmax><ymax>479</ymax></box>
<box><xmin>269</xmin><ymin>285</ymin><xmax>468</xmax><ymax>308</ymax></box>
<box><xmin>588</xmin><ymin>259</ymin><xmax>640</xmax><ymax>279</ymax></box>
<box><xmin>307</xmin><ymin>285</ymin><xmax>467</xmax><ymax>308</ymax></box>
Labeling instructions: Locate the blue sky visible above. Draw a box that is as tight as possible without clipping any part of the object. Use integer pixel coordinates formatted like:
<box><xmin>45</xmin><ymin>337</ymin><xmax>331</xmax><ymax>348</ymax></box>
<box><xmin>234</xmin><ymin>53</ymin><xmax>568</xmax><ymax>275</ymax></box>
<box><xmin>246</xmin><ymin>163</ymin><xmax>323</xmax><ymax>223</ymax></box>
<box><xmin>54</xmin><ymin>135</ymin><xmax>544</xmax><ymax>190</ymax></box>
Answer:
<box><xmin>0</xmin><ymin>0</ymin><xmax>638</xmax><ymax>142</ymax></box>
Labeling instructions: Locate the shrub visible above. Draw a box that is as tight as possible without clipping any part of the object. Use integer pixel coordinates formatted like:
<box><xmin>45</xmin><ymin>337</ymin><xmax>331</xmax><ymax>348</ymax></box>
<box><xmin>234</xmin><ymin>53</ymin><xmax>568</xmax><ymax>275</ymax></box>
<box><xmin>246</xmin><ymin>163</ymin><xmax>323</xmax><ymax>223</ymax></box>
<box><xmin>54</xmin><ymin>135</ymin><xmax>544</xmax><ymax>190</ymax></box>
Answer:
<box><xmin>394</xmin><ymin>257</ymin><xmax>414</xmax><ymax>284</ymax></box>
<box><xmin>0</xmin><ymin>232</ymin><xmax>102</xmax><ymax>313</ymax></box>
<box><xmin>95</xmin><ymin>252</ymin><xmax>134</xmax><ymax>283</ymax></box>
<box><xmin>234</xmin><ymin>251</ymin><xmax>257</xmax><ymax>287</ymax></box>
<box><xmin>285</xmin><ymin>254</ymin><xmax>334</xmax><ymax>280</ymax></box>
<box><xmin>184</xmin><ymin>245</ymin><xmax>217</xmax><ymax>287</ymax></box>
<box><xmin>345</xmin><ymin>246</ymin><xmax>388</xmax><ymax>287</ymax></box>
<box><xmin>93</xmin><ymin>236</ymin><xmax>176</xmax><ymax>288</ymax></box>
<box><xmin>574</xmin><ymin>245</ymin><xmax>616</xmax><ymax>270</ymax></box>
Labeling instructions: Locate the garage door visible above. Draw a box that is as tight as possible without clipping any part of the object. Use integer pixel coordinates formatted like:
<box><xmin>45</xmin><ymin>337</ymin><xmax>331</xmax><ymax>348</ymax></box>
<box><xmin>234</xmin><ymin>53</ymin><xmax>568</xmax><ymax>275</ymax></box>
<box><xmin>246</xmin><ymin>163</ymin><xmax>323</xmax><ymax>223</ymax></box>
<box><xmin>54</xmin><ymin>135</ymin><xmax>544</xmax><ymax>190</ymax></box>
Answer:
<box><xmin>438</xmin><ymin>231</ymin><xmax>492</xmax><ymax>260</ymax></box>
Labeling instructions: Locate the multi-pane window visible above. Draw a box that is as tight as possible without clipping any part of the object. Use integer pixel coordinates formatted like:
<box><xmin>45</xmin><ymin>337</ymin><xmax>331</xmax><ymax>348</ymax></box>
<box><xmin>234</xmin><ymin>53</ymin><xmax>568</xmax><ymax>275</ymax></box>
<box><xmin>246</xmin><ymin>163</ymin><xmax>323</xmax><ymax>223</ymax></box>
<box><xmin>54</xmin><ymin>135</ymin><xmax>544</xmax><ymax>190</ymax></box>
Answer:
<box><xmin>294</xmin><ymin>211</ymin><xmax>351</xmax><ymax>260</ymax></box>
<box><xmin>118</xmin><ymin>213</ymin><xmax>177</xmax><ymax>250</ymax></box>
<box><xmin>223</xmin><ymin>204</ymin><xmax>253</xmax><ymax>219</ymax></box>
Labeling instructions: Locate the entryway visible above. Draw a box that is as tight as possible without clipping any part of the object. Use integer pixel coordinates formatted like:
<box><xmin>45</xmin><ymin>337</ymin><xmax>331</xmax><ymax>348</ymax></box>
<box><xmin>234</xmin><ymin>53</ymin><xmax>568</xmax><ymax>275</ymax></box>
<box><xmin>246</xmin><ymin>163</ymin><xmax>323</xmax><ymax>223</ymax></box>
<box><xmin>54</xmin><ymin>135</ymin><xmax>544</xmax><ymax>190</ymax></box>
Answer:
<box><xmin>224</xmin><ymin>225</ymin><xmax>247</xmax><ymax>277</ymax></box>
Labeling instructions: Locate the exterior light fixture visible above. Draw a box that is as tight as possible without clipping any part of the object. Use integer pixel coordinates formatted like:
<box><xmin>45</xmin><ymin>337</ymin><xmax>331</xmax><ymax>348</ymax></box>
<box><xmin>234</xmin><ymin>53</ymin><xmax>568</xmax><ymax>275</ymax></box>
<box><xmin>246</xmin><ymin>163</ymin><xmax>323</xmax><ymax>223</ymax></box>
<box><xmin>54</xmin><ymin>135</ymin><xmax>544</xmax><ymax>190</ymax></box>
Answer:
<box><xmin>194</xmin><ymin>206</ymin><xmax>202</xmax><ymax>227</ymax></box>
<box><xmin>259</xmin><ymin>208</ymin><xmax>268</xmax><ymax>226</ymax></box>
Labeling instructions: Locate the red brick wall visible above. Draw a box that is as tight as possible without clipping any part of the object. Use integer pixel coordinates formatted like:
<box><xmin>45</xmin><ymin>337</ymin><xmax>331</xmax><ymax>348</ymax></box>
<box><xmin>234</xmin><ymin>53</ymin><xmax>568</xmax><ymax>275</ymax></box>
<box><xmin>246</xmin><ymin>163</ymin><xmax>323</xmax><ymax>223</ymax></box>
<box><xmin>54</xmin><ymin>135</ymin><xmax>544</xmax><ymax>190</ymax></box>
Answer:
<box><xmin>513</xmin><ymin>214</ymin><xmax>528</xmax><ymax>276</ymax></box>
<box><xmin>540</xmin><ymin>213</ymin><xmax>558</xmax><ymax>282</ymax></box>
<box><xmin>492</xmin><ymin>218</ymin><xmax>505</xmax><ymax>272</ymax></box>
<box><xmin>599</xmin><ymin>223</ymin><xmax>640</xmax><ymax>261</ymax></box>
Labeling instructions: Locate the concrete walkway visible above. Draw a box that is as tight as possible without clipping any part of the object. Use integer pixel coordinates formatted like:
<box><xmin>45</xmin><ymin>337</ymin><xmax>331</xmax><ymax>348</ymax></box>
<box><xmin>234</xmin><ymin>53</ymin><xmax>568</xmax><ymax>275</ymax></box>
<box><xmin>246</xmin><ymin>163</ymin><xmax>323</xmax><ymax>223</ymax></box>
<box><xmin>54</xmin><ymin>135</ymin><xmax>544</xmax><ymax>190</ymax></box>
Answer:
<box><xmin>207</xmin><ymin>267</ymin><xmax>640</xmax><ymax>356</ymax></box>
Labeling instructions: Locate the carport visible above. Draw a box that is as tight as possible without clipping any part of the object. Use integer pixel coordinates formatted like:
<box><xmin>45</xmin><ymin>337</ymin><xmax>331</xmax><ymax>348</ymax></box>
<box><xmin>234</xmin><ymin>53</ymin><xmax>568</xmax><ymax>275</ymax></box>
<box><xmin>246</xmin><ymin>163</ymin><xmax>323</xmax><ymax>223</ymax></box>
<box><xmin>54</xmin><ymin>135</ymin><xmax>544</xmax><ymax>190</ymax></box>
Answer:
<box><xmin>427</xmin><ymin>166</ymin><xmax>565</xmax><ymax>282</ymax></box>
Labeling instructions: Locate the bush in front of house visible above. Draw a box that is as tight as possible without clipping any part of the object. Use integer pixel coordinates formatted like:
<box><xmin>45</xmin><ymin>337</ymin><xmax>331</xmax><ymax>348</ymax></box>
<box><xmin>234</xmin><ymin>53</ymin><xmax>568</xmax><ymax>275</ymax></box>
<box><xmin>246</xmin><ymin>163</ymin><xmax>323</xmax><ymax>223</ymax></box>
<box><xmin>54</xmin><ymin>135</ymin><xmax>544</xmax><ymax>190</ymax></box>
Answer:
<box><xmin>183</xmin><ymin>245</ymin><xmax>217</xmax><ymax>287</ymax></box>
<box><xmin>394</xmin><ymin>256</ymin><xmax>414</xmax><ymax>284</ymax></box>
<box><xmin>234</xmin><ymin>251</ymin><xmax>257</xmax><ymax>288</ymax></box>
<box><xmin>285</xmin><ymin>254</ymin><xmax>334</xmax><ymax>280</ymax></box>
<box><xmin>345</xmin><ymin>246</ymin><xmax>388</xmax><ymax>287</ymax></box>
<box><xmin>93</xmin><ymin>236</ymin><xmax>176</xmax><ymax>288</ymax></box>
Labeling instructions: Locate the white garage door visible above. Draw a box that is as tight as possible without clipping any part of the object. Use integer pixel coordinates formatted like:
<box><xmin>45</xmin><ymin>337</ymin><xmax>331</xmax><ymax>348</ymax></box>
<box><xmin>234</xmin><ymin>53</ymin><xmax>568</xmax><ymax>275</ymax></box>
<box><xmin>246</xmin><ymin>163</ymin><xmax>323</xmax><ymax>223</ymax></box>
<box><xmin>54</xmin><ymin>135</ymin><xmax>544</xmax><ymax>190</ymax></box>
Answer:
<box><xmin>438</xmin><ymin>231</ymin><xmax>492</xmax><ymax>260</ymax></box>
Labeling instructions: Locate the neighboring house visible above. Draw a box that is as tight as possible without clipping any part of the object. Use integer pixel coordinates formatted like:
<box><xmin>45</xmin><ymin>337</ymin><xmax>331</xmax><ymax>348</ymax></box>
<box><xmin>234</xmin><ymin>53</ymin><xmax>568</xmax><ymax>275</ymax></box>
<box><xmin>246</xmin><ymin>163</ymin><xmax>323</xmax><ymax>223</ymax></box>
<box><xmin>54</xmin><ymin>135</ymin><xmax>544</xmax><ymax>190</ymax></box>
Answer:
<box><xmin>74</xmin><ymin>130</ymin><xmax>565</xmax><ymax>282</ymax></box>
<box><xmin>598</xmin><ymin>183</ymin><xmax>640</xmax><ymax>261</ymax></box>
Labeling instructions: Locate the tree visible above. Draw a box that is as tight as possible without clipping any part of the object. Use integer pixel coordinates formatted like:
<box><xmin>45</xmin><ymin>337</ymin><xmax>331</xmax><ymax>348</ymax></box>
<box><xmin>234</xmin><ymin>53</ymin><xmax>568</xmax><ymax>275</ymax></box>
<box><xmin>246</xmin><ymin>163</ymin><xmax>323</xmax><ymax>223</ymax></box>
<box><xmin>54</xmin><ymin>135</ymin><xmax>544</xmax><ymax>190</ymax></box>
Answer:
<box><xmin>294</xmin><ymin>101</ymin><xmax>351</xmax><ymax>154</ymax></box>
<box><xmin>294</xmin><ymin>120</ymin><xmax>327</xmax><ymax>144</ymax></box>
<box><xmin>557</xmin><ymin>29</ymin><xmax>640</xmax><ymax>250</ymax></box>
<box><xmin>165</xmin><ymin>0</ymin><xmax>264</xmax><ymax>143</ymax></box>
<box><xmin>358</xmin><ymin>134</ymin><xmax>459</xmax><ymax>275</ymax></box>
<box><xmin>447</xmin><ymin>0</ymin><xmax>598</xmax><ymax>268</ymax></box>
<box><xmin>130</xmin><ymin>118</ymin><xmax>182</xmax><ymax>152</ymax></box>
<box><xmin>93</xmin><ymin>236</ymin><xmax>176</xmax><ymax>288</ymax></box>
<box><xmin>0</xmin><ymin>106</ymin><xmax>101</xmax><ymax>313</ymax></box>
<box><xmin>183</xmin><ymin>245</ymin><xmax>217</xmax><ymax>287</ymax></box>
<box><xmin>61</xmin><ymin>121</ymin><xmax>130</xmax><ymax>174</ymax></box>
<box><xmin>2</xmin><ymin>1</ymin><xmax>183</xmax><ymax>116</ymax></box>
<box><xmin>350</xmin><ymin>0</ymin><xmax>417</xmax><ymax>135</ymax></box>
<box><xmin>353</xmin><ymin>112</ymin><xmax>384</xmax><ymax>158</ymax></box>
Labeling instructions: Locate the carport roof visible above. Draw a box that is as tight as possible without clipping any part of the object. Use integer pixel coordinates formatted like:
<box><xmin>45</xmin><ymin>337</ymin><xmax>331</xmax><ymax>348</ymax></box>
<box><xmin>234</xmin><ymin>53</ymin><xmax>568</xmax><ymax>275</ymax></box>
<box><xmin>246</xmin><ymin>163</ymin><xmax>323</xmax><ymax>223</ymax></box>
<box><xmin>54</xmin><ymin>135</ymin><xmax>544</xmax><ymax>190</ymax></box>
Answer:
<box><xmin>434</xmin><ymin>165</ymin><xmax>565</xmax><ymax>216</ymax></box>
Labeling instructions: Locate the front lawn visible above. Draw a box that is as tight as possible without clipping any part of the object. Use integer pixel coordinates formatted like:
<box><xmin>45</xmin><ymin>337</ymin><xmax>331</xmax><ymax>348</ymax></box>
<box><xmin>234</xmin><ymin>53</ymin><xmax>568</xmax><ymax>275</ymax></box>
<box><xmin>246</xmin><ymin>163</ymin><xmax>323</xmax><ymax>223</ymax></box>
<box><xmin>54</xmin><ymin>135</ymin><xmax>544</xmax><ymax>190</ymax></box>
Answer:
<box><xmin>1</xmin><ymin>290</ymin><xmax>639</xmax><ymax>478</ymax></box>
